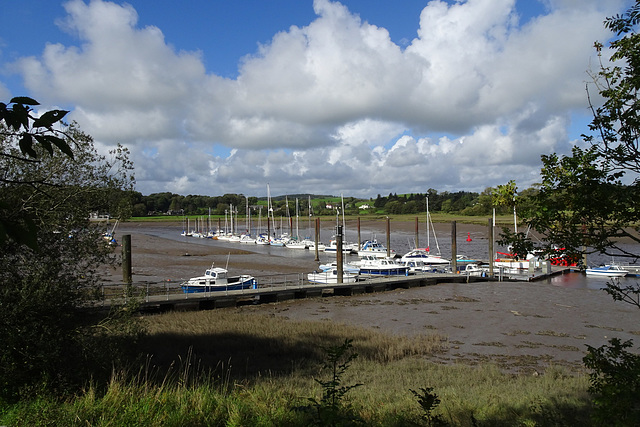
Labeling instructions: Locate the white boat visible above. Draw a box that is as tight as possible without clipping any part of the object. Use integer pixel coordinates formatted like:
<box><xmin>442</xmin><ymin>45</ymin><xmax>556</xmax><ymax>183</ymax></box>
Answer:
<box><xmin>324</xmin><ymin>239</ymin><xmax>354</xmax><ymax>255</ymax></box>
<box><xmin>400</xmin><ymin>249</ymin><xmax>450</xmax><ymax>265</ymax></box>
<box><xmin>285</xmin><ymin>239</ymin><xmax>308</xmax><ymax>249</ymax></box>
<box><xmin>180</xmin><ymin>264</ymin><xmax>257</xmax><ymax>293</ymax></box>
<box><xmin>351</xmin><ymin>256</ymin><xmax>409</xmax><ymax>276</ymax></box>
<box><xmin>309</xmin><ymin>241</ymin><xmax>327</xmax><ymax>252</ymax></box>
<box><xmin>318</xmin><ymin>261</ymin><xmax>360</xmax><ymax>275</ymax></box>
<box><xmin>270</xmin><ymin>235</ymin><xmax>290</xmax><ymax>247</ymax></box>
<box><xmin>255</xmin><ymin>234</ymin><xmax>270</xmax><ymax>245</ymax></box>
<box><xmin>397</xmin><ymin>259</ymin><xmax>441</xmax><ymax>273</ymax></box>
<box><xmin>308</xmin><ymin>268</ymin><xmax>359</xmax><ymax>284</ymax></box>
<box><xmin>585</xmin><ymin>265</ymin><xmax>628</xmax><ymax>277</ymax></box>
<box><xmin>238</xmin><ymin>234</ymin><xmax>255</xmax><ymax>244</ymax></box>
<box><xmin>358</xmin><ymin>239</ymin><xmax>395</xmax><ymax>258</ymax></box>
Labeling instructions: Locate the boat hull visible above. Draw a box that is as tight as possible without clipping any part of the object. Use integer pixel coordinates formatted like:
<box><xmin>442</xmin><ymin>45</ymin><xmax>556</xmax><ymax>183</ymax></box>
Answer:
<box><xmin>308</xmin><ymin>272</ymin><xmax>358</xmax><ymax>284</ymax></box>
<box><xmin>358</xmin><ymin>267</ymin><xmax>409</xmax><ymax>276</ymax></box>
<box><xmin>585</xmin><ymin>265</ymin><xmax>628</xmax><ymax>277</ymax></box>
<box><xmin>181</xmin><ymin>276</ymin><xmax>257</xmax><ymax>293</ymax></box>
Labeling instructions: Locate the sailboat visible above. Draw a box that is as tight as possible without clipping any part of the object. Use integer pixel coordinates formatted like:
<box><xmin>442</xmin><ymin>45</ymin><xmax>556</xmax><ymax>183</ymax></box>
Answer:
<box><xmin>103</xmin><ymin>219</ymin><xmax>118</xmax><ymax>245</ymax></box>
<box><xmin>400</xmin><ymin>196</ymin><xmax>449</xmax><ymax>265</ymax></box>
<box><xmin>286</xmin><ymin>198</ymin><xmax>308</xmax><ymax>249</ymax></box>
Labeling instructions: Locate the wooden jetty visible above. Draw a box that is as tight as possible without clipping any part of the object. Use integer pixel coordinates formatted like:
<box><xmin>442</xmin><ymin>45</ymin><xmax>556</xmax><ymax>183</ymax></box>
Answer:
<box><xmin>96</xmin><ymin>266</ymin><xmax>569</xmax><ymax>313</ymax></box>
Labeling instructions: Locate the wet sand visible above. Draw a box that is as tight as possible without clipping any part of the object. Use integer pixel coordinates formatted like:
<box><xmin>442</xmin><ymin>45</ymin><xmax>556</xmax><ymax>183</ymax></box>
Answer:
<box><xmin>105</xmin><ymin>220</ymin><xmax>640</xmax><ymax>373</ymax></box>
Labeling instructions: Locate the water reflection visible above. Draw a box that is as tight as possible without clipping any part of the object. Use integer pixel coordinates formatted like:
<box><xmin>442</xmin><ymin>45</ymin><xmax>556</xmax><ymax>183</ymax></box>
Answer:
<box><xmin>544</xmin><ymin>271</ymin><xmax>639</xmax><ymax>290</ymax></box>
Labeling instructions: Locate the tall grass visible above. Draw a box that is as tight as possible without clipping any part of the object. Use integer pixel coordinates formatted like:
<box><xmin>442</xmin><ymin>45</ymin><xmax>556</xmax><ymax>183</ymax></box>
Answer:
<box><xmin>1</xmin><ymin>308</ymin><xmax>592</xmax><ymax>426</ymax></box>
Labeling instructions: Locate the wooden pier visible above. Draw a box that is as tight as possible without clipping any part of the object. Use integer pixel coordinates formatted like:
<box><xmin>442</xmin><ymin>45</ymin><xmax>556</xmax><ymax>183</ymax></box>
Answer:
<box><xmin>96</xmin><ymin>267</ymin><xmax>569</xmax><ymax>313</ymax></box>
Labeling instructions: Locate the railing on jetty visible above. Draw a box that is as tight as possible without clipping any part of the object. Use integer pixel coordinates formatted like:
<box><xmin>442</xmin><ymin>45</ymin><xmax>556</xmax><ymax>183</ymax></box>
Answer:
<box><xmin>95</xmin><ymin>266</ymin><xmax>569</xmax><ymax>313</ymax></box>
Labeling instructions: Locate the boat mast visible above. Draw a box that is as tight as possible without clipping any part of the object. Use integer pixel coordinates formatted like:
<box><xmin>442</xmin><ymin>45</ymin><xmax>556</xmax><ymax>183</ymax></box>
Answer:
<box><xmin>295</xmin><ymin>197</ymin><xmax>299</xmax><ymax>240</ymax></box>
<box><xmin>426</xmin><ymin>196</ymin><xmax>430</xmax><ymax>251</ymax></box>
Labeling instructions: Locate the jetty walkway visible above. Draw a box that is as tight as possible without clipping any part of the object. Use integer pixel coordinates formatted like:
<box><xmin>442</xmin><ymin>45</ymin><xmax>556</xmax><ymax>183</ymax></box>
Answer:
<box><xmin>96</xmin><ymin>266</ymin><xmax>569</xmax><ymax>313</ymax></box>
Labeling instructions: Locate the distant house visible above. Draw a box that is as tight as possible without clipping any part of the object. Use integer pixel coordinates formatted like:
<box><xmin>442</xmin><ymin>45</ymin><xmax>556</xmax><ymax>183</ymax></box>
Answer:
<box><xmin>359</xmin><ymin>204</ymin><xmax>371</xmax><ymax>210</ymax></box>
<box><xmin>325</xmin><ymin>203</ymin><xmax>334</xmax><ymax>209</ymax></box>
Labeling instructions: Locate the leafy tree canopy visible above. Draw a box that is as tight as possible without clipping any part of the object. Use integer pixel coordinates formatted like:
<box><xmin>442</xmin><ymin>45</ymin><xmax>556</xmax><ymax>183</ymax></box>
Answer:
<box><xmin>0</xmin><ymin>98</ymin><xmax>137</xmax><ymax>401</ymax></box>
<box><xmin>524</xmin><ymin>2</ymin><xmax>640</xmax><ymax>263</ymax></box>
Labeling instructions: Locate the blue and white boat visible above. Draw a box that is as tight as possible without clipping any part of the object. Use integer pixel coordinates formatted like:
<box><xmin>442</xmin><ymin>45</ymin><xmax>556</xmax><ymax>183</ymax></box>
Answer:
<box><xmin>358</xmin><ymin>239</ymin><xmax>395</xmax><ymax>258</ymax></box>
<box><xmin>585</xmin><ymin>264</ymin><xmax>628</xmax><ymax>277</ymax></box>
<box><xmin>181</xmin><ymin>264</ymin><xmax>257</xmax><ymax>293</ymax></box>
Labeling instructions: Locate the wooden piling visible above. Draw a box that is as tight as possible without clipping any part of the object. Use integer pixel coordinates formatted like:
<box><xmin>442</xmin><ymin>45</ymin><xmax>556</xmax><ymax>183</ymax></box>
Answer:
<box><xmin>451</xmin><ymin>221</ymin><xmax>457</xmax><ymax>273</ymax></box>
<box><xmin>386</xmin><ymin>217</ymin><xmax>391</xmax><ymax>258</ymax></box>
<box><xmin>488</xmin><ymin>218</ymin><xmax>494</xmax><ymax>278</ymax></box>
<box><xmin>336</xmin><ymin>225</ymin><xmax>343</xmax><ymax>283</ymax></box>
<box><xmin>314</xmin><ymin>217</ymin><xmax>320</xmax><ymax>261</ymax></box>
<box><xmin>122</xmin><ymin>234</ymin><xmax>132</xmax><ymax>284</ymax></box>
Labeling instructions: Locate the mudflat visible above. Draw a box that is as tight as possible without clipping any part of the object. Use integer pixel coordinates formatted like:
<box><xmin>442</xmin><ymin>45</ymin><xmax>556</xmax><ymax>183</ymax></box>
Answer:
<box><xmin>103</xmin><ymin>220</ymin><xmax>640</xmax><ymax>373</ymax></box>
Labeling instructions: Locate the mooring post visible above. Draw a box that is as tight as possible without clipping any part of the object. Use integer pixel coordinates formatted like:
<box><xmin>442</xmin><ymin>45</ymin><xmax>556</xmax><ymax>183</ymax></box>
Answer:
<box><xmin>314</xmin><ymin>217</ymin><xmax>320</xmax><ymax>261</ymax></box>
<box><xmin>488</xmin><ymin>218</ymin><xmax>494</xmax><ymax>278</ymax></box>
<box><xmin>357</xmin><ymin>217</ymin><xmax>361</xmax><ymax>251</ymax></box>
<box><xmin>386</xmin><ymin>217</ymin><xmax>391</xmax><ymax>258</ymax></box>
<box><xmin>336</xmin><ymin>225</ymin><xmax>343</xmax><ymax>283</ymax></box>
<box><xmin>451</xmin><ymin>221</ymin><xmax>457</xmax><ymax>273</ymax></box>
<box><xmin>122</xmin><ymin>234</ymin><xmax>132</xmax><ymax>284</ymax></box>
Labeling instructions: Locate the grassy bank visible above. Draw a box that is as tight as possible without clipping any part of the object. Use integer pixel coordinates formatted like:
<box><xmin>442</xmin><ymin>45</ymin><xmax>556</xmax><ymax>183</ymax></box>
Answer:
<box><xmin>1</xmin><ymin>309</ymin><xmax>592</xmax><ymax>426</ymax></box>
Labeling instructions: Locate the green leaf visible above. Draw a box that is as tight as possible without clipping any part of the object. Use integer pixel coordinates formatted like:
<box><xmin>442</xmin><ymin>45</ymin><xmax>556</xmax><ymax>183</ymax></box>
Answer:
<box><xmin>33</xmin><ymin>110</ymin><xmax>69</xmax><ymax>128</ymax></box>
<box><xmin>9</xmin><ymin>96</ymin><xmax>39</xmax><ymax>106</ymax></box>
<box><xmin>18</xmin><ymin>133</ymin><xmax>38</xmax><ymax>158</ymax></box>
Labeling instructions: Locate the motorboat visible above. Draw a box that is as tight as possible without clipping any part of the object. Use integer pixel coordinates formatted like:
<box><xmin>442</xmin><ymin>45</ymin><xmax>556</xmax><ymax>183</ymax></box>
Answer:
<box><xmin>358</xmin><ymin>239</ymin><xmax>395</xmax><ymax>258</ymax></box>
<box><xmin>585</xmin><ymin>265</ymin><xmax>628</xmax><ymax>277</ymax></box>
<box><xmin>397</xmin><ymin>259</ymin><xmax>442</xmax><ymax>273</ymax></box>
<box><xmin>400</xmin><ymin>249</ymin><xmax>449</xmax><ymax>265</ymax></box>
<box><xmin>308</xmin><ymin>268</ymin><xmax>358</xmax><ymax>284</ymax></box>
<box><xmin>351</xmin><ymin>256</ymin><xmax>409</xmax><ymax>276</ymax></box>
<box><xmin>324</xmin><ymin>239</ymin><xmax>355</xmax><ymax>255</ymax></box>
<box><xmin>285</xmin><ymin>239</ymin><xmax>308</xmax><ymax>249</ymax></box>
<box><xmin>318</xmin><ymin>261</ymin><xmax>360</xmax><ymax>275</ymax></box>
<box><xmin>308</xmin><ymin>241</ymin><xmax>327</xmax><ymax>252</ymax></box>
<box><xmin>180</xmin><ymin>264</ymin><xmax>257</xmax><ymax>293</ymax></box>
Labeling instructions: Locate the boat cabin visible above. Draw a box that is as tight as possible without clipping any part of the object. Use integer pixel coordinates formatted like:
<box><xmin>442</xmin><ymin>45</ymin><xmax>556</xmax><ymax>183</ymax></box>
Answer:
<box><xmin>202</xmin><ymin>267</ymin><xmax>229</xmax><ymax>284</ymax></box>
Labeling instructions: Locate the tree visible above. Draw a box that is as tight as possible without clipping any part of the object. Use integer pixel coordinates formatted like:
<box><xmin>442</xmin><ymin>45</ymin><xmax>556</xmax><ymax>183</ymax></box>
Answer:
<box><xmin>0</xmin><ymin>97</ymin><xmax>72</xmax><ymax>248</ymax></box>
<box><xmin>525</xmin><ymin>1</ymin><xmax>640</xmax><ymax>263</ymax></box>
<box><xmin>522</xmin><ymin>3</ymin><xmax>640</xmax><ymax>423</ymax></box>
<box><xmin>0</xmin><ymin>102</ymin><xmax>137</xmax><ymax>401</ymax></box>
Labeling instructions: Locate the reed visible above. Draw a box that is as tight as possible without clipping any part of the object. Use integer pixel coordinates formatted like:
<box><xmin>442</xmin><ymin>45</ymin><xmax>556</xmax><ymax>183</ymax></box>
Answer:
<box><xmin>1</xmin><ymin>308</ymin><xmax>592</xmax><ymax>426</ymax></box>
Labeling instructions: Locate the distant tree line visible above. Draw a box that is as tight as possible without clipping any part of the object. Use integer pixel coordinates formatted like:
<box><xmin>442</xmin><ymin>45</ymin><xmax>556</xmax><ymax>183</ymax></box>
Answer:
<box><xmin>127</xmin><ymin>187</ymin><xmax>540</xmax><ymax>218</ymax></box>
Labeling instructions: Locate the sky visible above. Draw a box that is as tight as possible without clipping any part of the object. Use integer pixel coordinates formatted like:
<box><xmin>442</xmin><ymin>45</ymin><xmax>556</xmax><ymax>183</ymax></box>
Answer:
<box><xmin>0</xmin><ymin>0</ymin><xmax>632</xmax><ymax>198</ymax></box>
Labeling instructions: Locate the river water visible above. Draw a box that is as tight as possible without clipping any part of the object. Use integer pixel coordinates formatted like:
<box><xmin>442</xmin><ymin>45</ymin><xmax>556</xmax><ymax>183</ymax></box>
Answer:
<box><xmin>127</xmin><ymin>221</ymin><xmax>638</xmax><ymax>289</ymax></box>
